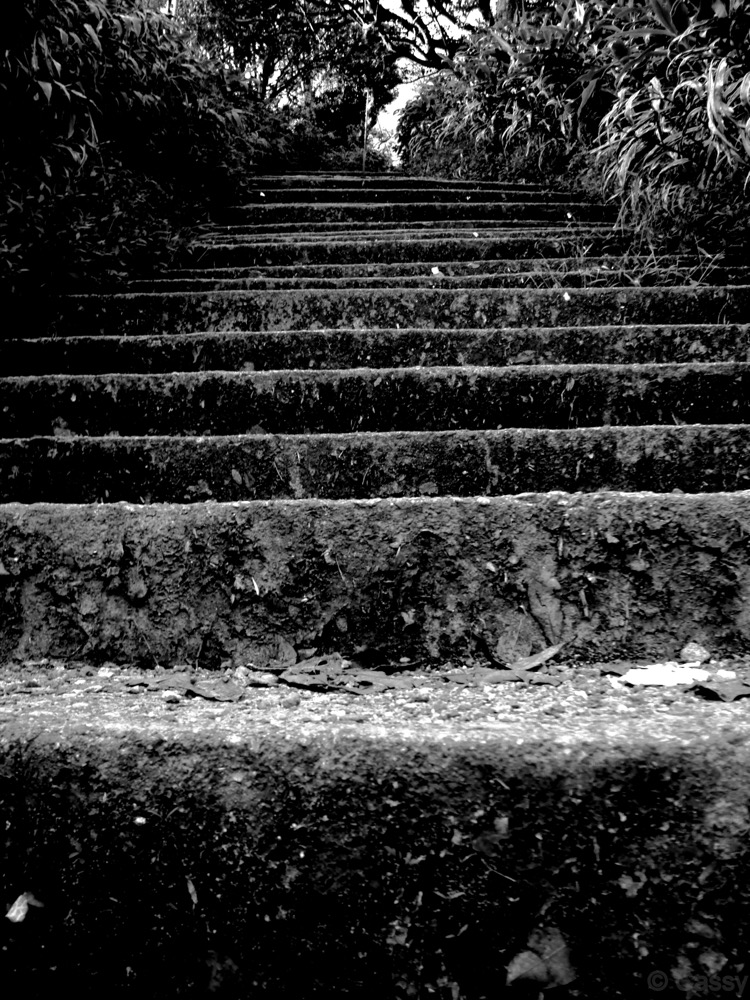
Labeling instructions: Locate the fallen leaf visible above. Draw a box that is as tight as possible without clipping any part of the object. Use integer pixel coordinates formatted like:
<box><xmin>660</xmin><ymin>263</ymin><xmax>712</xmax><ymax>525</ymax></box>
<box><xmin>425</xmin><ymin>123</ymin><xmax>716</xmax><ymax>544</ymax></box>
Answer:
<box><xmin>446</xmin><ymin>667</ymin><xmax>561</xmax><ymax>686</ymax></box>
<box><xmin>506</xmin><ymin>950</ymin><xmax>549</xmax><ymax>985</ymax></box>
<box><xmin>188</xmin><ymin>678</ymin><xmax>245</xmax><ymax>701</ymax></box>
<box><xmin>692</xmin><ymin>679</ymin><xmax>750</xmax><ymax>702</ymax></box>
<box><xmin>230</xmin><ymin>468</ymin><xmax>243</xmax><ymax>485</ymax></box>
<box><xmin>152</xmin><ymin>675</ymin><xmax>244</xmax><ymax>701</ymax></box>
<box><xmin>520</xmin><ymin>927</ymin><xmax>576</xmax><ymax>986</ymax></box>
<box><xmin>5</xmin><ymin>892</ymin><xmax>44</xmax><ymax>923</ymax></box>
<box><xmin>509</xmin><ymin>643</ymin><xmax>564</xmax><ymax>671</ymax></box>
<box><xmin>186</xmin><ymin>878</ymin><xmax>198</xmax><ymax>907</ymax></box>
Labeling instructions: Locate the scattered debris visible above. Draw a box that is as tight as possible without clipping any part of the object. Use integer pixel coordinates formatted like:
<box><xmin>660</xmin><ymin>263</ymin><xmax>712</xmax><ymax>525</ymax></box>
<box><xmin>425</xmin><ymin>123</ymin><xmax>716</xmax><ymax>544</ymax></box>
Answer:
<box><xmin>507</xmin><ymin>926</ymin><xmax>576</xmax><ymax>989</ymax></box>
<box><xmin>5</xmin><ymin>892</ymin><xmax>44</xmax><ymax>923</ymax></box>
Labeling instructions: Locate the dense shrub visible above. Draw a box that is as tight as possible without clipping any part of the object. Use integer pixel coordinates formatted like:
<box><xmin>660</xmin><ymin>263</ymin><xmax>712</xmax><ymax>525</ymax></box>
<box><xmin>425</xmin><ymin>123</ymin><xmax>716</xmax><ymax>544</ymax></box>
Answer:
<box><xmin>397</xmin><ymin>3</ymin><xmax>610</xmax><ymax>183</ymax></box>
<box><xmin>595</xmin><ymin>0</ymin><xmax>750</xmax><ymax>244</ymax></box>
<box><xmin>397</xmin><ymin>0</ymin><xmax>750</xmax><ymax>245</ymax></box>
<box><xmin>1</xmin><ymin>0</ymin><xmax>254</xmax><ymax>293</ymax></box>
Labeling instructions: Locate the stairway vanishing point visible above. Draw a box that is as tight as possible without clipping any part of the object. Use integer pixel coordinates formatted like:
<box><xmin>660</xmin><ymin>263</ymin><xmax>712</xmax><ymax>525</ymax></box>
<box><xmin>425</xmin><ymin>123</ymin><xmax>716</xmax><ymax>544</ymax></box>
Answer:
<box><xmin>3</xmin><ymin>173</ymin><xmax>750</xmax><ymax>998</ymax></box>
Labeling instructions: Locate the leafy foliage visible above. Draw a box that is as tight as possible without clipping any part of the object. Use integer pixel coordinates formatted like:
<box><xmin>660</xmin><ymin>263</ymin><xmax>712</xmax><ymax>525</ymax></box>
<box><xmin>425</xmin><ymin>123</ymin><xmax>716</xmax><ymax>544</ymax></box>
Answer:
<box><xmin>1</xmin><ymin>0</ymin><xmax>253</xmax><ymax>293</ymax></box>
<box><xmin>397</xmin><ymin>2</ymin><xmax>612</xmax><ymax>182</ymax></box>
<box><xmin>174</xmin><ymin>0</ymin><xmax>400</xmax><ymax>173</ymax></box>
<box><xmin>595</xmin><ymin>0</ymin><xmax>750</xmax><ymax>244</ymax></box>
<box><xmin>397</xmin><ymin>1</ymin><xmax>750</xmax><ymax>246</ymax></box>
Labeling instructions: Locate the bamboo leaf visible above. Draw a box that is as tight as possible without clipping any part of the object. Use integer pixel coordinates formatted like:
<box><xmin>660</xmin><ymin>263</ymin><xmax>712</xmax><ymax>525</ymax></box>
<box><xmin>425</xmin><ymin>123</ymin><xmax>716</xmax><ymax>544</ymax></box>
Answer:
<box><xmin>83</xmin><ymin>22</ymin><xmax>101</xmax><ymax>51</ymax></box>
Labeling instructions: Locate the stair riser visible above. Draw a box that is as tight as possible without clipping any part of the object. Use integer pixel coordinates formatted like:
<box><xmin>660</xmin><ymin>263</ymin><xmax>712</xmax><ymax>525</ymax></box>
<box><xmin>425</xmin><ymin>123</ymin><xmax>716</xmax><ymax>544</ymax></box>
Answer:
<box><xmin>30</xmin><ymin>286</ymin><xmax>750</xmax><ymax>337</ymax></box>
<box><xmin>161</xmin><ymin>255</ymin><xmax>715</xmax><ymax>280</ymax></box>
<box><xmin>127</xmin><ymin>268</ymin><xmax>750</xmax><ymax>292</ymax></box>
<box><xmin>3</xmin><ymin>366</ymin><xmax>748</xmax><ymax>436</ymax></box>
<box><xmin>2</xmin><ymin>494</ymin><xmax>750</xmax><ymax>664</ymax></box>
<box><xmin>7</xmin><ymin>325</ymin><xmax>748</xmax><ymax>375</ymax></box>
<box><xmin>2</xmin><ymin>426</ymin><xmax>749</xmax><ymax>502</ymax></box>
<box><xmin>4</xmin><ymin>731</ymin><xmax>746</xmax><ymax>997</ymax></box>
<box><xmin>212</xmin><ymin>202</ymin><xmax>608</xmax><ymax>224</ymax></box>
<box><xmin>245</xmin><ymin>172</ymin><xmax>550</xmax><ymax>188</ymax></box>
<box><xmin>185</xmin><ymin>235</ymin><xmax>627</xmax><ymax>266</ymax></box>
<box><xmin>235</xmin><ymin>185</ymin><xmax>579</xmax><ymax>203</ymax></box>
<box><xmin>199</xmin><ymin>221</ymin><xmax>613</xmax><ymax>238</ymax></box>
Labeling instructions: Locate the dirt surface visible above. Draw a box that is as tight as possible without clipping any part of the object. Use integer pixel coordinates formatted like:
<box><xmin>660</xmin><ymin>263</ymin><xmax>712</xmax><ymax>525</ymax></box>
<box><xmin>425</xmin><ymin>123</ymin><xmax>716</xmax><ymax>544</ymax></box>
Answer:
<box><xmin>3</xmin><ymin>653</ymin><xmax>750</xmax><ymax>741</ymax></box>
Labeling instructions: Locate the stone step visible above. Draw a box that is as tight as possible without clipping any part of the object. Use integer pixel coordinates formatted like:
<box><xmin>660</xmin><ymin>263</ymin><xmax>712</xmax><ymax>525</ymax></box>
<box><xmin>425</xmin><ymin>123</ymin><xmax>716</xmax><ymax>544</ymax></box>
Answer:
<box><xmin>210</xmin><ymin>200</ymin><xmax>611</xmax><ymax>225</ymax></box>
<box><xmin>184</xmin><ymin>232</ymin><xmax>628</xmax><ymax>266</ymax></box>
<box><xmin>2</xmin><ymin>492</ymin><xmax>750</xmax><ymax>663</ymax></box>
<box><xmin>128</xmin><ymin>265</ymin><xmax>750</xmax><ymax>293</ymax></box>
<box><xmin>4</xmin><ymin>170</ymin><xmax>750</xmax><ymax>996</ymax></box>
<box><xmin>5</xmin><ymin>690</ymin><xmax>748</xmax><ymax>998</ymax></box>
<box><xmin>27</xmin><ymin>285</ymin><xmax>750</xmax><ymax>337</ymax></box>
<box><xmin>196</xmin><ymin>219</ymin><xmax>614</xmax><ymax>239</ymax></box>
<box><xmin>3</xmin><ymin>425</ymin><xmax>749</xmax><ymax>503</ymax></box>
<box><xmin>3</xmin><ymin>364</ymin><xmax>749</xmax><ymax>437</ymax></box>
<box><xmin>159</xmin><ymin>254</ymin><xmax>725</xmax><ymax>281</ymax></box>
<box><xmin>213</xmin><ymin>223</ymin><xmax>612</xmax><ymax>243</ymax></box>
<box><xmin>6</xmin><ymin>324</ymin><xmax>746</xmax><ymax>376</ymax></box>
<box><xmin>237</xmin><ymin>184</ymin><xmax>582</xmax><ymax>203</ymax></box>
<box><xmin>245</xmin><ymin>171</ymin><xmax>551</xmax><ymax>188</ymax></box>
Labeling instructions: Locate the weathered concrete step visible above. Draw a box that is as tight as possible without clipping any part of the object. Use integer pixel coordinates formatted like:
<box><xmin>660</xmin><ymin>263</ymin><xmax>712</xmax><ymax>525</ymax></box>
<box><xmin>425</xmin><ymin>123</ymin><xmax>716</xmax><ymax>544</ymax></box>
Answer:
<box><xmin>3</xmin><ymin>426</ymin><xmax>750</xmax><ymax>503</ymax></box>
<box><xmin>28</xmin><ymin>285</ymin><xmax>750</xmax><ymax>337</ymax></box>
<box><xmin>245</xmin><ymin>171</ymin><xmax>550</xmax><ymax>188</ymax></box>
<box><xmin>161</xmin><ymin>254</ymin><xmax>715</xmax><ymax>281</ymax></box>
<box><xmin>211</xmin><ymin>201</ymin><xmax>609</xmax><ymax>225</ymax></box>
<box><xmin>237</xmin><ymin>184</ymin><xmax>582</xmax><ymax>203</ymax></box>
<box><xmin>3</xmin><ymin>365</ymin><xmax>749</xmax><ymax>437</ymax></box>
<box><xmin>2</xmin><ymin>492</ymin><xmax>750</xmax><ymax>663</ymax></box>
<box><xmin>185</xmin><ymin>233</ymin><xmax>628</xmax><ymax>267</ymax></box>
<box><xmin>198</xmin><ymin>219</ymin><xmax>615</xmax><ymax>240</ymax></box>
<box><xmin>5</xmin><ymin>325</ymin><xmax>749</xmax><ymax>376</ymax></box>
<box><xmin>6</xmin><ymin>693</ymin><xmax>749</xmax><ymax>998</ymax></box>
<box><xmin>129</xmin><ymin>266</ymin><xmax>750</xmax><ymax>293</ymax></box>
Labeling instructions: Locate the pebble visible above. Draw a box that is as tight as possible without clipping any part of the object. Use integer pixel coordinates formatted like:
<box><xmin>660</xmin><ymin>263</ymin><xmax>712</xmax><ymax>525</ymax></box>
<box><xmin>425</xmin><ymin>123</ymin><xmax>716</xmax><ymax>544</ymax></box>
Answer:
<box><xmin>679</xmin><ymin>641</ymin><xmax>711</xmax><ymax>664</ymax></box>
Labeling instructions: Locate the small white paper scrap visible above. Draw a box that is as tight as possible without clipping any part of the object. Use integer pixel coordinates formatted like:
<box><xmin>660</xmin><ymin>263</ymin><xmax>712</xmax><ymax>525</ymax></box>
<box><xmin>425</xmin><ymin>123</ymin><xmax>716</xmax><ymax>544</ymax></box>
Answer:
<box><xmin>620</xmin><ymin>663</ymin><xmax>710</xmax><ymax>687</ymax></box>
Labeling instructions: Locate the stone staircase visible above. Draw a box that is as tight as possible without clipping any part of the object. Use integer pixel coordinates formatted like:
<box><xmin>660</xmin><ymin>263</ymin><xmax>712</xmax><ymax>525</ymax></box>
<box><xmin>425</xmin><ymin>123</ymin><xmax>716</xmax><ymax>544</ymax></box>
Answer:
<box><xmin>3</xmin><ymin>172</ymin><xmax>750</xmax><ymax>998</ymax></box>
